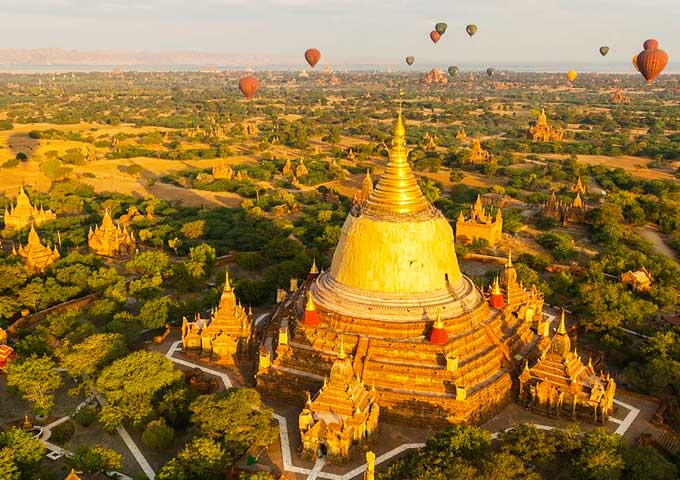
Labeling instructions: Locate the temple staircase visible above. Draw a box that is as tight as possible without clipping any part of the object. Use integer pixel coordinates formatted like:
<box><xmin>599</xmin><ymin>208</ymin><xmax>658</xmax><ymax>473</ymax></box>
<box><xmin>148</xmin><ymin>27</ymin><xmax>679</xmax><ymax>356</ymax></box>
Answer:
<box><xmin>482</xmin><ymin>323</ymin><xmax>511</xmax><ymax>365</ymax></box>
<box><xmin>352</xmin><ymin>336</ymin><xmax>370</xmax><ymax>380</ymax></box>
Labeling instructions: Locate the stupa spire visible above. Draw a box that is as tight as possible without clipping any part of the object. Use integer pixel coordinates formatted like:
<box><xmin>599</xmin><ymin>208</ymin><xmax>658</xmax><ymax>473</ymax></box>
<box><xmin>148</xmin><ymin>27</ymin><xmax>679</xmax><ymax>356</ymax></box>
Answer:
<box><xmin>363</xmin><ymin>90</ymin><xmax>430</xmax><ymax>216</ymax></box>
<box><xmin>310</xmin><ymin>258</ymin><xmax>319</xmax><ymax>274</ymax></box>
<box><xmin>338</xmin><ymin>335</ymin><xmax>346</xmax><ymax>359</ymax></box>
<box><xmin>557</xmin><ymin>309</ymin><xmax>567</xmax><ymax>335</ymax></box>
<box><xmin>224</xmin><ymin>270</ymin><xmax>232</xmax><ymax>291</ymax></box>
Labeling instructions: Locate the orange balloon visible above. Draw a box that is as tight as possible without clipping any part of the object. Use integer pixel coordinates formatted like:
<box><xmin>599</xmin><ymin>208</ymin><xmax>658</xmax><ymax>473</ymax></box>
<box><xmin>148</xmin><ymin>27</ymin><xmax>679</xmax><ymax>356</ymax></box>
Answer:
<box><xmin>430</xmin><ymin>31</ymin><xmax>441</xmax><ymax>44</ymax></box>
<box><xmin>238</xmin><ymin>76</ymin><xmax>258</xmax><ymax>100</ymax></box>
<box><xmin>304</xmin><ymin>48</ymin><xmax>321</xmax><ymax>68</ymax></box>
<box><xmin>636</xmin><ymin>39</ymin><xmax>668</xmax><ymax>84</ymax></box>
<box><xmin>567</xmin><ymin>70</ymin><xmax>577</xmax><ymax>83</ymax></box>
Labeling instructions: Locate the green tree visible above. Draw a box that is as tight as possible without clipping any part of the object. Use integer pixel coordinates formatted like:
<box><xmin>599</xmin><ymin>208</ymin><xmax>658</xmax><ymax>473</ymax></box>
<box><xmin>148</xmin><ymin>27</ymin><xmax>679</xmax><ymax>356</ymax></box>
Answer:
<box><xmin>189</xmin><ymin>388</ymin><xmax>277</xmax><ymax>461</ymax></box>
<box><xmin>180</xmin><ymin>219</ymin><xmax>206</xmax><ymax>240</ymax></box>
<box><xmin>142</xmin><ymin>418</ymin><xmax>175</xmax><ymax>451</ymax></box>
<box><xmin>67</xmin><ymin>445</ymin><xmax>122</xmax><ymax>474</ymax></box>
<box><xmin>622</xmin><ymin>446</ymin><xmax>677</xmax><ymax>480</ymax></box>
<box><xmin>0</xmin><ymin>427</ymin><xmax>46</xmax><ymax>470</ymax></box>
<box><xmin>0</xmin><ymin>449</ymin><xmax>19</xmax><ymax>480</ymax></box>
<box><xmin>6</xmin><ymin>355</ymin><xmax>62</xmax><ymax>414</ymax></box>
<box><xmin>95</xmin><ymin>350</ymin><xmax>183</xmax><ymax>430</ymax></box>
<box><xmin>126</xmin><ymin>251</ymin><xmax>170</xmax><ymax>277</ymax></box>
<box><xmin>186</xmin><ymin>243</ymin><xmax>216</xmax><ymax>279</ymax></box>
<box><xmin>498</xmin><ymin>424</ymin><xmax>555</xmax><ymax>464</ymax></box>
<box><xmin>157</xmin><ymin>437</ymin><xmax>227</xmax><ymax>480</ymax></box>
<box><xmin>573</xmin><ymin>428</ymin><xmax>625</xmax><ymax>480</ymax></box>
<box><xmin>57</xmin><ymin>333</ymin><xmax>127</xmax><ymax>394</ymax></box>
<box><xmin>137</xmin><ymin>297</ymin><xmax>173</xmax><ymax>329</ymax></box>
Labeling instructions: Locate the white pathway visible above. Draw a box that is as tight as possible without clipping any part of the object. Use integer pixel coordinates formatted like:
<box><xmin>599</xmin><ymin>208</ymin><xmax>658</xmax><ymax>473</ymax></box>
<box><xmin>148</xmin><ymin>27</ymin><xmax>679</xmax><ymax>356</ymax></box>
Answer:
<box><xmin>162</xmin><ymin>329</ymin><xmax>641</xmax><ymax>480</ymax></box>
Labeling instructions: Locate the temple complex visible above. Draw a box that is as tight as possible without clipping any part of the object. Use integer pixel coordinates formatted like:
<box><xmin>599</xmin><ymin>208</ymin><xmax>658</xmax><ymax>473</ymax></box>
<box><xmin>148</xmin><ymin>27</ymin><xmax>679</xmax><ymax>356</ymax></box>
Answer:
<box><xmin>540</xmin><ymin>191</ymin><xmax>588</xmax><ymax>225</ymax></box>
<box><xmin>456</xmin><ymin>127</ymin><xmax>467</xmax><ymax>140</ymax></box>
<box><xmin>421</xmin><ymin>69</ymin><xmax>448</xmax><ymax>84</ymax></box>
<box><xmin>212</xmin><ymin>162</ymin><xmax>234</xmax><ymax>180</ymax></box>
<box><xmin>467</xmin><ymin>138</ymin><xmax>491</xmax><ymax>163</ymax></box>
<box><xmin>241</xmin><ymin>122</ymin><xmax>259</xmax><ymax>136</ymax></box>
<box><xmin>519</xmin><ymin>310</ymin><xmax>616</xmax><ymax>423</ymax></box>
<box><xmin>621</xmin><ymin>267</ymin><xmax>653</xmax><ymax>293</ymax></box>
<box><xmin>12</xmin><ymin>225</ymin><xmax>60</xmax><ymax>271</ymax></box>
<box><xmin>181</xmin><ymin>272</ymin><xmax>253</xmax><ymax>363</ymax></box>
<box><xmin>528</xmin><ymin>109</ymin><xmax>564</xmax><ymax>142</ymax></box>
<box><xmin>256</xmin><ymin>109</ymin><xmax>544</xmax><ymax>427</ymax></box>
<box><xmin>455</xmin><ymin>195</ymin><xmax>503</xmax><ymax>246</ymax></box>
<box><xmin>299</xmin><ymin>338</ymin><xmax>379</xmax><ymax>459</ymax></box>
<box><xmin>88</xmin><ymin>210</ymin><xmax>136</xmax><ymax>257</ymax></box>
<box><xmin>3</xmin><ymin>186</ymin><xmax>56</xmax><ymax>233</ymax></box>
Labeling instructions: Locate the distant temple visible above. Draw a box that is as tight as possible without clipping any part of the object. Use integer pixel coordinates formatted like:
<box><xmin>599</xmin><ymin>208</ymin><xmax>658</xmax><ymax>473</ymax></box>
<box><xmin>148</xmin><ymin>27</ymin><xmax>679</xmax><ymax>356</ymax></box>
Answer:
<box><xmin>528</xmin><ymin>109</ymin><xmax>564</xmax><ymax>142</ymax></box>
<box><xmin>212</xmin><ymin>162</ymin><xmax>234</xmax><ymax>180</ymax></box>
<box><xmin>423</xmin><ymin>132</ymin><xmax>437</xmax><ymax>151</ymax></box>
<box><xmin>3</xmin><ymin>186</ymin><xmax>56</xmax><ymax>233</ymax></box>
<box><xmin>281</xmin><ymin>157</ymin><xmax>293</xmax><ymax>177</ymax></box>
<box><xmin>241</xmin><ymin>122</ymin><xmax>259</xmax><ymax>136</ymax></box>
<box><xmin>299</xmin><ymin>338</ymin><xmax>379</xmax><ymax>459</ymax></box>
<box><xmin>346</xmin><ymin>147</ymin><xmax>356</xmax><ymax>162</ymax></box>
<box><xmin>421</xmin><ymin>68</ymin><xmax>448</xmax><ymax>84</ymax></box>
<box><xmin>295</xmin><ymin>159</ymin><xmax>309</xmax><ymax>178</ymax></box>
<box><xmin>467</xmin><ymin>138</ymin><xmax>491</xmax><ymax>163</ymax></box>
<box><xmin>540</xmin><ymin>190</ymin><xmax>588</xmax><ymax>225</ymax></box>
<box><xmin>352</xmin><ymin>171</ymin><xmax>373</xmax><ymax>206</ymax></box>
<box><xmin>610</xmin><ymin>88</ymin><xmax>630</xmax><ymax>105</ymax></box>
<box><xmin>456</xmin><ymin>127</ymin><xmax>467</xmax><ymax>140</ymax></box>
<box><xmin>12</xmin><ymin>225</ymin><xmax>60</xmax><ymax>271</ymax></box>
<box><xmin>456</xmin><ymin>195</ymin><xmax>503</xmax><ymax>246</ymax></box>
<box><xmin>519</xmin><ymin>310</ymin><xmax>616</xmax><ymax>424</ymax></box>
<box><xmin>181</xmin><ymin>272</ymin><xmax>253</xmax><ymax>363</ymax></box>
<box><xmin>621</xmin><ymin>267</ymin><xmax>653</xmax><ymax>293</ymax></box>
<box><xmin>571</xmin><ymin>176</ymin><xmax>586</xmax><ymax>194</ymax></box>
<box><xmin>88</xmin><ymin>210</ymin><xmax>136</xmax><ymax>257</ymax></box>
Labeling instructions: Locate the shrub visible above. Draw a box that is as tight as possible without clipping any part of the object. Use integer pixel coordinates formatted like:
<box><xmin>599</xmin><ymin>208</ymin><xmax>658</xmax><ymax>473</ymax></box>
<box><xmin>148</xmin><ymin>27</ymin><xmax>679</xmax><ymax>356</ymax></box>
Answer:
<box><xmin>49</xmin><ymin>419</ymin><xmax>76</xmax><ymax>444</ymax></box>
<box><xmin>73</xmin><ymin>404</ymin><xmax>99</xmax><ymax>427</ymax></box>
<box><xmin>141</xmin><ymin>419</ymin><xmax>175</xmax><ymax>451</ymax></box>
<box><xmin>2</xmin><ymin>158</ymin><xmax>19</xmax><ymax>168</ymax></box>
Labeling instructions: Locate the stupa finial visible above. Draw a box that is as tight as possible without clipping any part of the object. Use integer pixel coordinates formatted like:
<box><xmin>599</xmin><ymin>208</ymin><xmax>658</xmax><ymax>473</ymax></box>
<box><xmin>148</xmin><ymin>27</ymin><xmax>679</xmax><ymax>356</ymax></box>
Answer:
<box><xmin>338</xmin><ymin>335</ymin><xmax>345</xmax><ymax>359</ymax></box>
<box><xmin>557</xmin><ymin>308</ymin><xmax>567</xmax><ymax>335</ymax></box>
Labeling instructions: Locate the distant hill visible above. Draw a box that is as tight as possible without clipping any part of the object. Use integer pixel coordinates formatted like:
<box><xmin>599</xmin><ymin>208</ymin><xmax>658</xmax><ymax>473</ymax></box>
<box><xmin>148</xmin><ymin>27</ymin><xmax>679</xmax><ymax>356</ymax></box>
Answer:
<box><xmin>0</xmin><ymin>48</ymin><xmax>297</xmax><ymax>67</ymax></box>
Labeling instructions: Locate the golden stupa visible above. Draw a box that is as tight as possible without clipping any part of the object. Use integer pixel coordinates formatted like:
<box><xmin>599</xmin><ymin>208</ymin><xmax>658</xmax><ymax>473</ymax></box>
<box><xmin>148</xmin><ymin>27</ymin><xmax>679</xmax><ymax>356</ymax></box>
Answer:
<box><xmin>257</xmin><ymin>106</ymin><xmax>542</xmax><ymax>426</ymax></box>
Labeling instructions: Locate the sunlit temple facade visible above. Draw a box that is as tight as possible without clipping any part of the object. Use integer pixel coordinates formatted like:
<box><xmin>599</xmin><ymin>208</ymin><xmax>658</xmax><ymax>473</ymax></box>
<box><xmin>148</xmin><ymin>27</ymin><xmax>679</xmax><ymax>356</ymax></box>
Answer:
<box><xmin>3</xmin><ymin>186</ymin><xmax>56</xmax><ymax>233</ymax></box>
<box><xmin>12</xmin><ymin>225</ymin><xmax>60</xmax><ymax>271</ymax></box>
<box><xmin>540</xmin><ymin>190</ymin><xmax>588</xmax><ymax>225</ymax></box>
<box><xmin>88</xmin><ymin>209</ymin><xmax>136</xmax><ymax>257</ymax></box>
<box><xmin>468</xmin><ymin>137</ymin><xmax>491</xmax><ymax>163</ymax></box>
<box><xmin>256</xmin><ymin>110</ymin><xmax>545</xmax><ymax>426</ymax></box>
<box><xmin>519</xmin><ymin>310</ymin><xmax>616</xmax><ymax>423</ymax></box>
<box><xmin>528</xmin><ymin>109</ymin><xmax>564</xmax><ymax>142</ymax></box>
<box><xmin>455</xmin><ymin>195</ymin><xmax>503</xmax><ymax>246</ymax></box>
<box><xmin>181</xmin><ymin>272</ymin><xmax>253</xmax><ymax>363</ymax></box>
<box><xmin>299</xmin><ymin>338</ymin><xmax>380</xmax><ymax>459</ymax></box>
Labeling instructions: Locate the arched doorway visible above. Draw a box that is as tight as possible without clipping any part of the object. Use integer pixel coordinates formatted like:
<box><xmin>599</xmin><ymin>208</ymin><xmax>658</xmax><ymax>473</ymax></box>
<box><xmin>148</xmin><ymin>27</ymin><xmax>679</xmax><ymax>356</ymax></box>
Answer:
<box><xmin>318</xmin><ymin>443</ymin><xmax>328</xmax><ymax>458</ymax></box>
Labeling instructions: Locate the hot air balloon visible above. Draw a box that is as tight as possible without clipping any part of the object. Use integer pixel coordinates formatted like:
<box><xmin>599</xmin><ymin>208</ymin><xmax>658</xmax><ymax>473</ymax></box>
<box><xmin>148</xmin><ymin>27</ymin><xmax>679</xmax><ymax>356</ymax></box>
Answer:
<box><xmin>238</xmin><ymin>76</ymin><xmax>258</xmax><ymax>100</ymax></box>
<box><xmin>486</xmin><ymin>67</ymin><xmax>495</xmax><ymax>78</ymax></box>
<box><xmin>567</xmin><ymin>70</ymin><xmax>577</xmax><ymax>83</ymax></box>
<box><xmin>466</xmin><ymin>24</ymin><xmax>477</xmax><ymax>37</ymax></box>
<box><xmin>406</xmin><ymin>56</ymin><xmax>415</xmax><ymax>66</ymax></box>
<box><xmin>636</xmin><ymin>39</ymin><xmax>668</xmax><ymax>84</ymax></box>
<box><xmin>430</xmin><ymin>31</ymin><xmax>441</xmax><ymax>44</ymax></box>
<box><xmin>435</xmin><ymin>22</ymin><xmax>448</xmax><ymax>35</ymax></box>
<box><xmin>448</xmin><ymin>66</ymin><xmax>459</xmax><ymax>77</ymax></box>
<box><xmin>599</xmin><ymin>46</ymin><xmax>609</xmax><ymax>56</ymax></box>
<box><xmin>632</xmin><ymin>55</ymin><xmax>639</xmax><ymax>71</ymax></box>
<box><xmin>304</xmin><ymin>48</ymin><xmax>321</xmax><ymax>68</ymax></box>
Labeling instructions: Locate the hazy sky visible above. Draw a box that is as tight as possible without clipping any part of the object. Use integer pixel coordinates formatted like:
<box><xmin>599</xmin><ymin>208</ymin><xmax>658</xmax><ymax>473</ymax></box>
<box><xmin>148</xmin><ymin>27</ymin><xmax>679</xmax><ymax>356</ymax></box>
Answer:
<box><xmin>1</xmin><ymin>0</ymin><xmax>677</xmax><ymax>65</ymax></box>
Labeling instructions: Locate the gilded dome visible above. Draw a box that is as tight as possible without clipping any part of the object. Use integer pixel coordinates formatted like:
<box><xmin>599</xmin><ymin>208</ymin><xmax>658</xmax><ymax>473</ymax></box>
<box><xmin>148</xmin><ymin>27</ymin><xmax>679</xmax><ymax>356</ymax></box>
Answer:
<box><xmin>311</xmin><ymin>111</ymin><xmax>480</xmax><ymax>322</ymax></box>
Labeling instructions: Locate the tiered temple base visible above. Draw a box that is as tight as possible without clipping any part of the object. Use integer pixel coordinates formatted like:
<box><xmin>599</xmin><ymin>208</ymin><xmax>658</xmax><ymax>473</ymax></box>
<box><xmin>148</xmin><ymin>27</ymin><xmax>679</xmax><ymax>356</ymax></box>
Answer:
<box><xmin>257</xmin><ymin>277</ymin><xmax>538</xmax><ymax>425</ymax></box>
